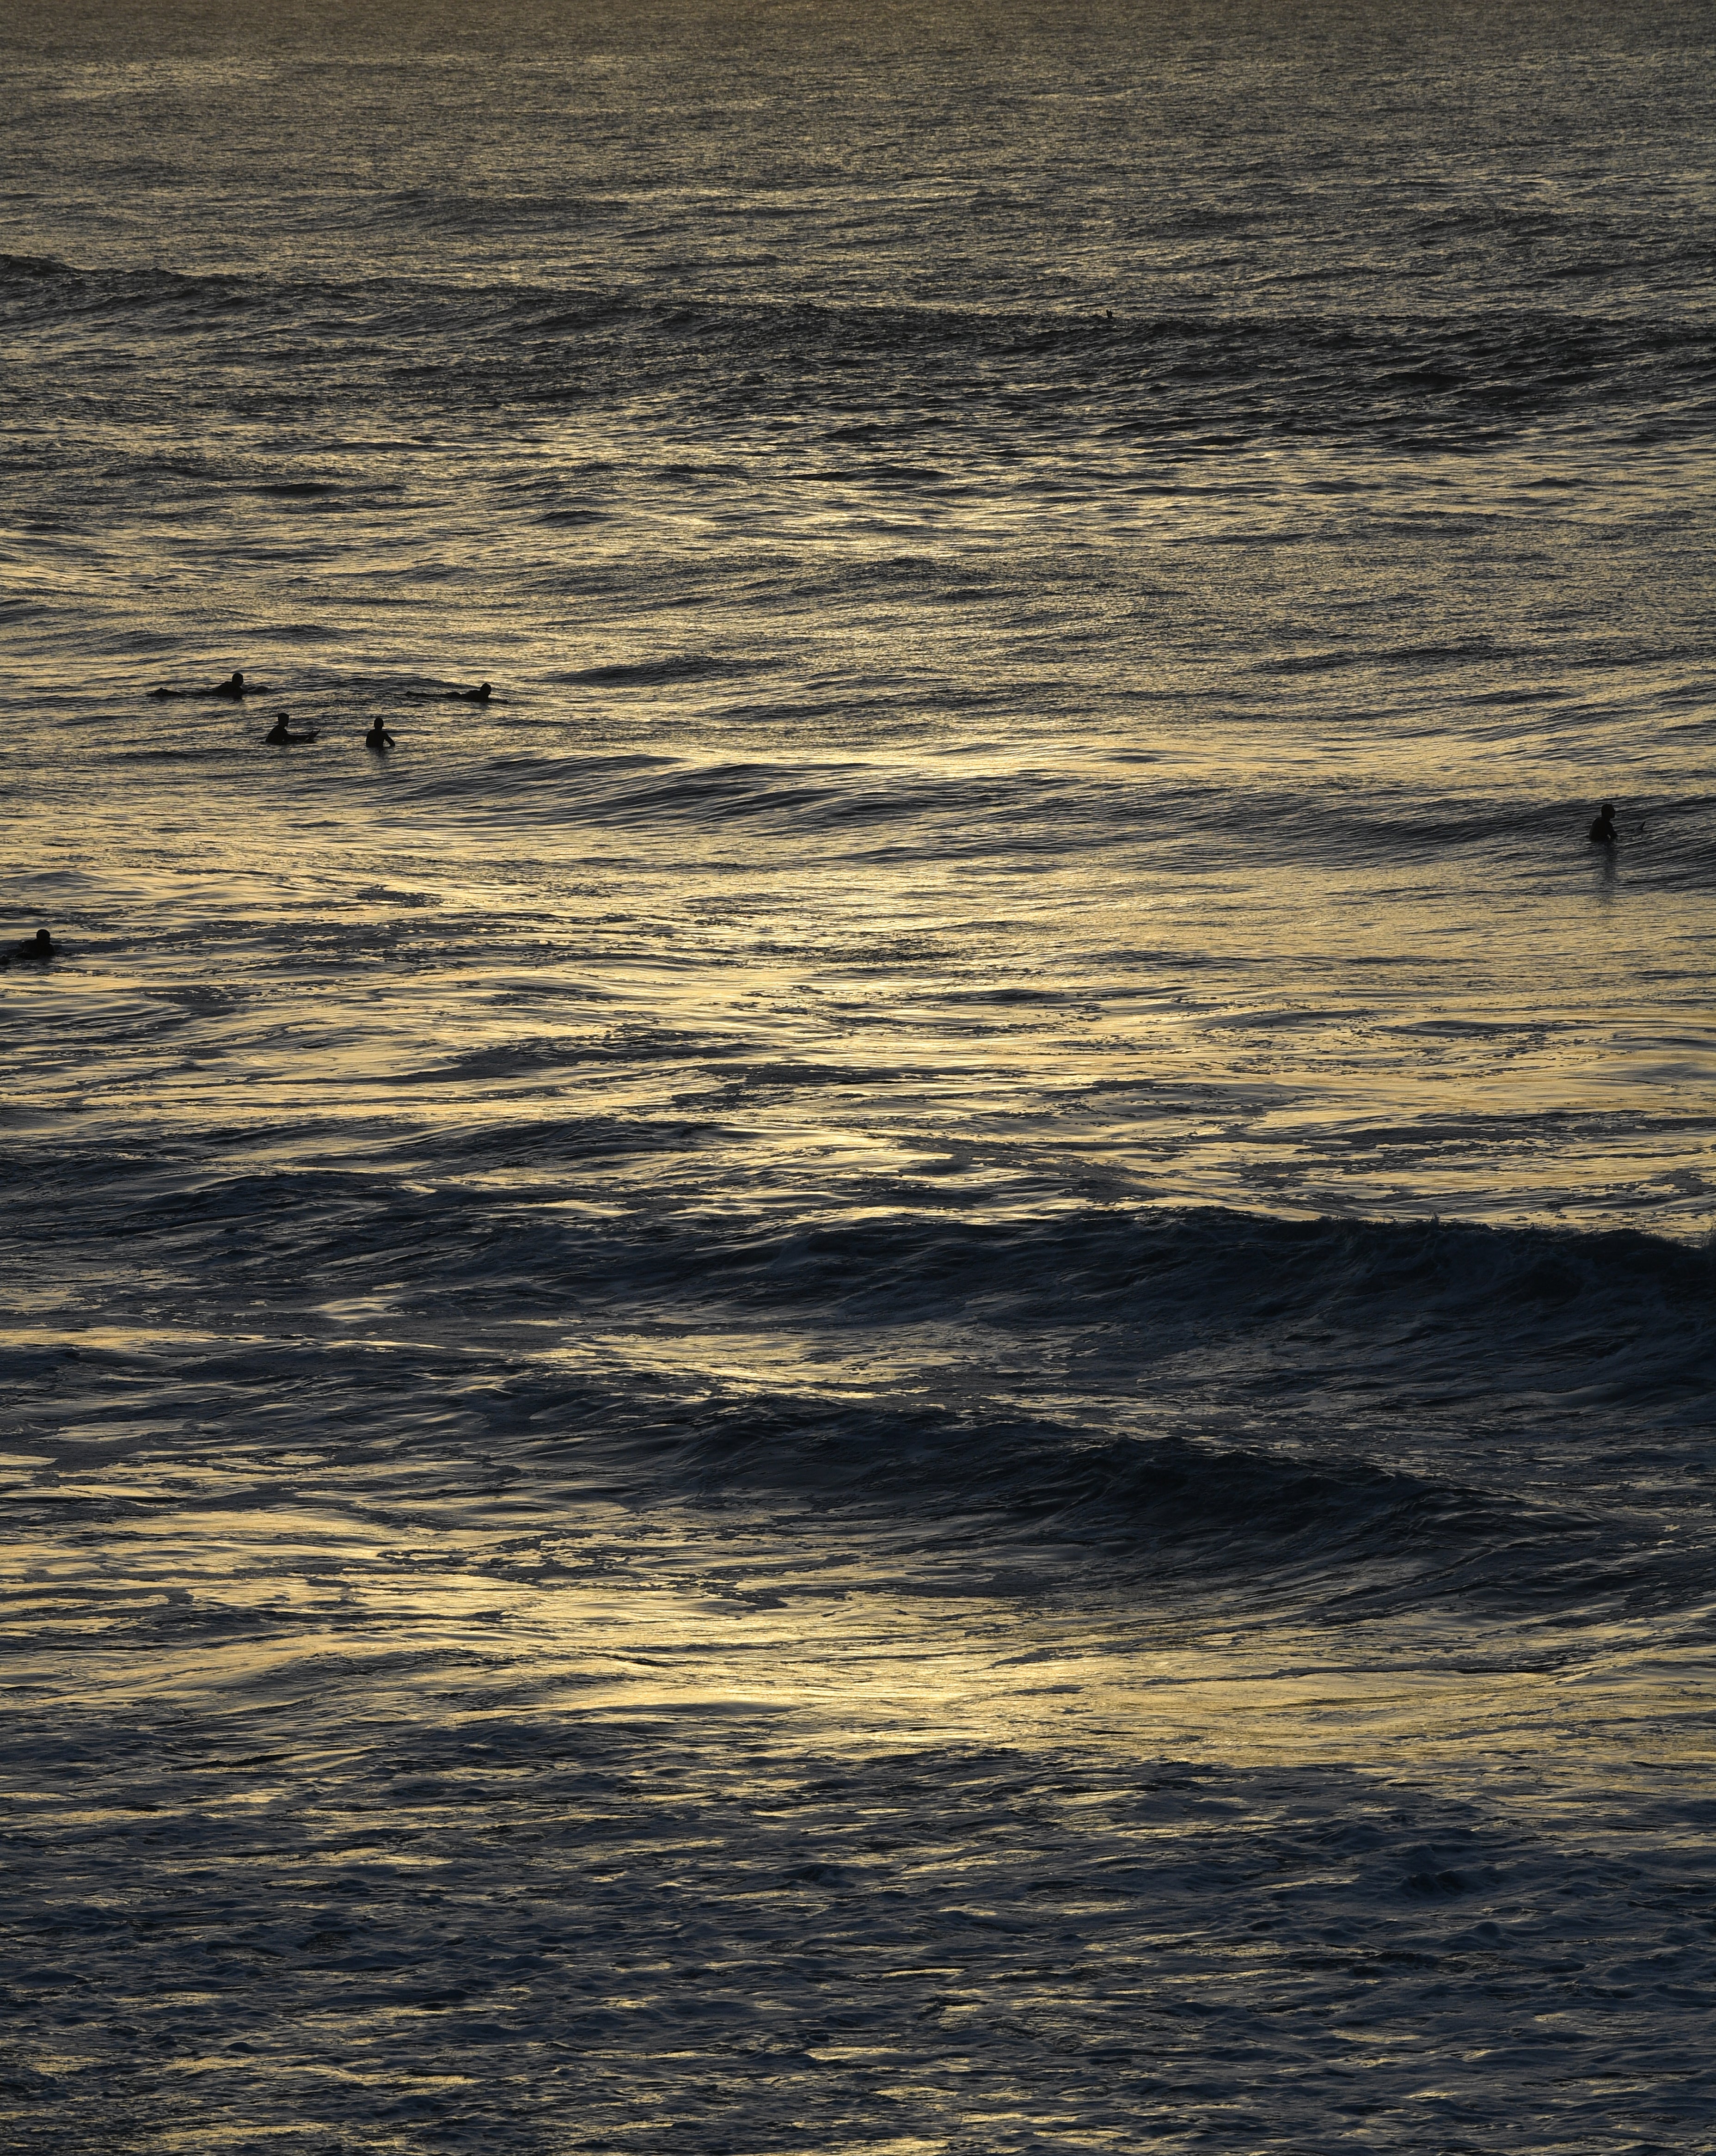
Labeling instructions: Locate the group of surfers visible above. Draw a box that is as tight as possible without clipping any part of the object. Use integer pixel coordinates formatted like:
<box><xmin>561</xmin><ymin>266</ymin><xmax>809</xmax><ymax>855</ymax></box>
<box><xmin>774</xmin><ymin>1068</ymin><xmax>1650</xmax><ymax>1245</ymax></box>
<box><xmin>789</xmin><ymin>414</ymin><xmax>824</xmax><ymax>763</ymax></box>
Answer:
<box><xmin>0</xmin><ymin>676</ymin><xmax>1631</xmax><ymax>965</ymax></box>
<box><xmin>265</xmin><ymin>712</ymin><xmax>398</xmax><ymax>751</ymax></box>
<box><xmin>152</xmin><ymin>669</ymin><xmax>492</xmax><ymax>751</ymax></box>
<box><xmin>140</xmin><ymin>679</ymin><xmax>1626</xmax><ymax>827</ymax></box>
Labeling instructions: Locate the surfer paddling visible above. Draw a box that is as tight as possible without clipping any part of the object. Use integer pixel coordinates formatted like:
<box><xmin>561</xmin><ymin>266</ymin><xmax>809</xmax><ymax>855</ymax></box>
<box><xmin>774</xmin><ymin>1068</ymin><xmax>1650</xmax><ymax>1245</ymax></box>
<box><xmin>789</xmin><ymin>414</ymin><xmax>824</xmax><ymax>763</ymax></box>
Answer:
<box><xmin>406</xmin><ymin>681</ymin><xmax>492</xmax><ymax>702</ymax></box>
<box><xmin>153</xmin><ymin>670</ymin><xmax>254</xmax><ymax>700</ymax></box>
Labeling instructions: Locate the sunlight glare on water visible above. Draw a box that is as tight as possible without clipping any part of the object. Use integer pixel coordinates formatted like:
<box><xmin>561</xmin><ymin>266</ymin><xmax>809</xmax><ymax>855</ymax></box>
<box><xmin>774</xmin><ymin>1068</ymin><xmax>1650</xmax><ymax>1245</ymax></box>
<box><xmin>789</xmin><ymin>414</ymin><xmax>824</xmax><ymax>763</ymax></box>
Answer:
<box><xmin>5</xmin><ymin>0</ymin><xmax>1716</xmax><ymax>2147</ymax></box>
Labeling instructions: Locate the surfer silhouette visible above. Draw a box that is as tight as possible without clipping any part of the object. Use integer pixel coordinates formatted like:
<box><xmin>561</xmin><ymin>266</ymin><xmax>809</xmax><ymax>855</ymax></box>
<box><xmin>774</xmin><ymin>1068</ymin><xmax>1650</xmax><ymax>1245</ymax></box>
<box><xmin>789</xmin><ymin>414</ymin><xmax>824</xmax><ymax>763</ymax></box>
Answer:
<box><xmin>265</xmin><ymin>712</ymin><xmax>318</xmax><ymax>744</ymax></box>
<box><xmin>1588</xmin><ymin>802</ymin><xmax>1617</xmax><ymax>844</ymax></box>
<box><xmin>364</xmin><ymin>719</ymin><xmax>396</xmax><ymax>752</ymax></box>
<box><xmin>4</xmin><ymin>928</ymin><xmax>54</xmax><ymax>964</ymax></box>
<box><xmin>405</xmin><ymin>681</ymin><xmax>491</xmax><ymax>703</ymax></box>
<box><xmin>153</xmin><ymin>670</ymin><xmax>251</xmax><ymax>700</ymax></box>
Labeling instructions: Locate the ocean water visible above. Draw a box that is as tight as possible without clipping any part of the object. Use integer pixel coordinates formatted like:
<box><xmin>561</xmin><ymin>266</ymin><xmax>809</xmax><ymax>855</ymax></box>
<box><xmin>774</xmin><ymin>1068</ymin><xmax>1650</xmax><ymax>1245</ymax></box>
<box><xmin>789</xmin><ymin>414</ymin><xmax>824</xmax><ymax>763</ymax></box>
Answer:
<box><xmin>4</xmin><ymin>1</ymin><xmax>1716</xmax><ymax>2148</ymax></box>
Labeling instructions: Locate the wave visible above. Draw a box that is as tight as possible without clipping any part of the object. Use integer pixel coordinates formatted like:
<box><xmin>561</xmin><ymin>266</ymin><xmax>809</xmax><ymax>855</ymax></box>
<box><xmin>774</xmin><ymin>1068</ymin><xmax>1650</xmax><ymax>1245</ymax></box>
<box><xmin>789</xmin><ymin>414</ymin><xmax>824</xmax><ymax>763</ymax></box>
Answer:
<box><xmin>561</xmin><ymin>654</ymin><xmax>778</xmax><ymax>686</ymax></box>
<box><xmin>12</xmin><ymin>1132</ymin><xmax>1713</xmax><ymax>1415</ymax></box>
<box><xmin>7</xmin><ymin>1143</ymin><xmax>1711</xmax><ymax>1617</ymax></box>
<box><xmin>305</xmin><ymin>749</ymin><xmax>1704</xmax><ymax>884</ymax></box>
<box><xmin>592</xmin><ymin>1376</ymin><xmax>1705</xmax><ymax>1627</ymax></box>
<box><xmin>0</xmin><ymin>251</ymin><xmax>75</xmax><ymax>280</ymax></box>
<box><xmin>6</xmin><ymin>254</ymin><xmax>1714</xmax><ymax>450</ymax></box>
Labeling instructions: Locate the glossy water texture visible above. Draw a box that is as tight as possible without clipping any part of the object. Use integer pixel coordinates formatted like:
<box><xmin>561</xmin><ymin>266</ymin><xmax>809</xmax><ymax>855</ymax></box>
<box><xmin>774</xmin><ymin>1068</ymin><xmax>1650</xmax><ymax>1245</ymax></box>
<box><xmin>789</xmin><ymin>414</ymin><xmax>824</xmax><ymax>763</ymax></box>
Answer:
<box><xmin>4</xmin><ymin>3</ymin><xmax>1716</xmax><ymax>2150</ymax></box>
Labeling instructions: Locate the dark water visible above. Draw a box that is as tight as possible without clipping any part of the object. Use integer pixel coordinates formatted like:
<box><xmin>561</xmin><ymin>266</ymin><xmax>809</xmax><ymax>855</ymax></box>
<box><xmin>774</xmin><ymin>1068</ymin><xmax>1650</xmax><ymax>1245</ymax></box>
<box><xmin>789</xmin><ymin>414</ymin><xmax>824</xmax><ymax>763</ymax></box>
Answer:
<box><xmin>4</xmin><ymin>3</ymin><xmax>1716</xmax><ymax>2148</ymax></box>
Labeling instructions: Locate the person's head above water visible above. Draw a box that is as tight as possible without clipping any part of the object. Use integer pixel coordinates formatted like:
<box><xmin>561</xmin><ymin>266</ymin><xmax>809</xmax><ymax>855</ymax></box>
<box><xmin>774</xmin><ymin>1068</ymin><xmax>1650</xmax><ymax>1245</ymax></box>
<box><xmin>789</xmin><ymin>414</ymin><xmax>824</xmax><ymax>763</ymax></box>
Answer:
<box><xmin>30</xmin><ymin>928</ymin><xmax>51</xmax><ymax>950</ymax></box>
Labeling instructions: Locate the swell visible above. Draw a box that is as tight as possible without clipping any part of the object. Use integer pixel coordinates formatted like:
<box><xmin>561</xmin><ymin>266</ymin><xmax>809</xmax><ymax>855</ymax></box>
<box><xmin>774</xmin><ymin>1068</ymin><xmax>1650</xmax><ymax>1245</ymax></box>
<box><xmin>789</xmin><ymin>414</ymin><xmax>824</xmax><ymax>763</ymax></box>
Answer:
<box><xmin>124</xmin><ymin>741</ymin><xmax>1710</xmax><ymax>888</ymax></box>
<box><xmin>11</xmin><ymin>1142</ymin><xmax>1714</xmax><ymax>1417</ymax></box>
<box><xmin>0</xmin><ymin>1307</ymin><xmax>1686</xmax><ymax>1629</ymax></box>
<box><xmin>6</xmin><ymin>255</ymin><xmax>1714</xmax><ymax>449</ymax></box>
<box><xmin>8</xmin><ymin>1145</ymin><xmax>1712</xmax><ymax>1618</ymax></box>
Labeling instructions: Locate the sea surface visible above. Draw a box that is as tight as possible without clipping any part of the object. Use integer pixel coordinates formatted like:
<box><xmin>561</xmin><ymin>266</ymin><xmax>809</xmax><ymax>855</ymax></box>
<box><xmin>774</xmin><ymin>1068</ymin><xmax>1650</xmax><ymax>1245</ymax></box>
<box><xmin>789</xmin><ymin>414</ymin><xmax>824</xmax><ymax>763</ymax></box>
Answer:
<box><xmin>4</xmin><ymin>2</ymin><xmax>1716</xmax><ymax>2149</ymax></box>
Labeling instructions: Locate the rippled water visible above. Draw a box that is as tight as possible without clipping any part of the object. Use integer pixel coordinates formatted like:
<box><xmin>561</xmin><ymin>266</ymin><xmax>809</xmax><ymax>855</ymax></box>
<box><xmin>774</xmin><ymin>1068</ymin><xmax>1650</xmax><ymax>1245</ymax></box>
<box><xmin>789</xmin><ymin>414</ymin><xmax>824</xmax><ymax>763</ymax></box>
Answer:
<box><xmin>5</xmin><ymin>2</ymin><xmax>1716</xmax><ymax>2149</ymax></box>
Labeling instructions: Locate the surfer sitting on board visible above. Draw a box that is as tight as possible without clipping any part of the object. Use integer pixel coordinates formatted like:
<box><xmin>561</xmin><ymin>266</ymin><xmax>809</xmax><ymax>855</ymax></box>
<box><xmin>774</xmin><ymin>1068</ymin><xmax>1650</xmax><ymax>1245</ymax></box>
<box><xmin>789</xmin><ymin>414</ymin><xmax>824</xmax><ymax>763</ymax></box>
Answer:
<box><xmin>4</xmin><ymin>928</ymin><xmax>55</xmax><ymax>964</ymax></box>
<box><xmin>265</xmin><ymin>712</ymin><xmax>318</xmax><ymax>744</ymax></box>
<box><xmin>1588</xmin><ymin>802</ymin><xmax>1617</xmax><ymax>844</ymax></box>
